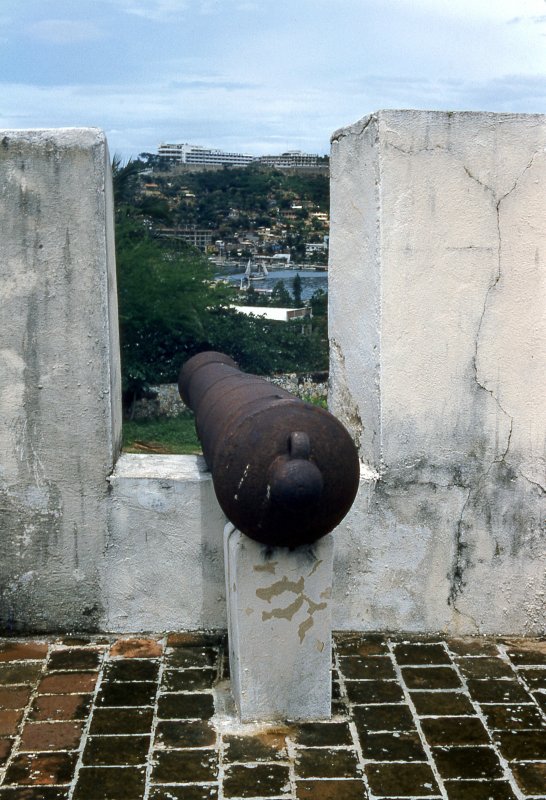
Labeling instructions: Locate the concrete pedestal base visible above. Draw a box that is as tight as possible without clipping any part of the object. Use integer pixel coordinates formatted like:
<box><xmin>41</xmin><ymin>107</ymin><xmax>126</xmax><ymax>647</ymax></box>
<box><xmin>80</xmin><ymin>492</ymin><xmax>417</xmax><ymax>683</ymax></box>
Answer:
<box><xmin>224</xmin><ymin>523</ymin><xmax>333</xmax><ymax>722</ymax></box>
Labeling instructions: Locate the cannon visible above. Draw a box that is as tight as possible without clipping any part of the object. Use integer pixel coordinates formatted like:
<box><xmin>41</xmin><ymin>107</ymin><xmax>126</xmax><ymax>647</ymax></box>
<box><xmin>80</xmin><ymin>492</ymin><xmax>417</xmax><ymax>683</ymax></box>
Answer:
<box><xmin>178</xmin><ymin>351</ymin><xmax>360</xmax><ymax>548</ymax></box>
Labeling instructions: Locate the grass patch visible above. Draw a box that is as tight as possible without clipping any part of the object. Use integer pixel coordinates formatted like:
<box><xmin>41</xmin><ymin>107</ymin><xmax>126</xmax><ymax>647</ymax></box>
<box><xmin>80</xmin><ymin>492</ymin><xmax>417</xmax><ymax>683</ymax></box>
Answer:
<box><xmin>122</xmin><ymin>412</ymin><xmax>201</xmax><ymax>455</ymax></box>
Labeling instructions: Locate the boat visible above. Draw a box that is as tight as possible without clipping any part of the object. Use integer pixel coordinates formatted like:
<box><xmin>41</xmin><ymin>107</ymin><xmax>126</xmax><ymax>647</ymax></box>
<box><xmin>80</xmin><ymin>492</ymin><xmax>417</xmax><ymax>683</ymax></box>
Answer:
<box><xmin>244</xmin><ymin>258</ymin><xmax>268</xmax><ymax>281</ymax></box>
<box><xmin>239</xmin><ymin>259</ymin><xmax>268</xmax><ymax>289</ymax></box>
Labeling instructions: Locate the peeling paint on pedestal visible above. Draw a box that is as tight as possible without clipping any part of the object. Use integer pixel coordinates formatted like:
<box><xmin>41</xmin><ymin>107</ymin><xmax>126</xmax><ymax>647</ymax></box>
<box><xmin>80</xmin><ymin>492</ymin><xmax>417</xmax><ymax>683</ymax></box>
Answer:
<box><xmin>225</xmin><ymin>524</ymin><xmax>333</xmax><ymax>721</ymax></box>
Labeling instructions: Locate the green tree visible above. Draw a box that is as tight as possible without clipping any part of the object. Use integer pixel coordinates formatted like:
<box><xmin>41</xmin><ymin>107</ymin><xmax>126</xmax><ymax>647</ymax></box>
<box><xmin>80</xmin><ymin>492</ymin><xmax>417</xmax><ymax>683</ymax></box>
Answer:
<box><xmin>271</xmin><ymin>280</ymin><xmax>291</xmax><ymax>306</ymax></box>
<box><xmin>113</xmin><ymin>158</ymin><xmax>234</xmax><ymax>410</ymax></box>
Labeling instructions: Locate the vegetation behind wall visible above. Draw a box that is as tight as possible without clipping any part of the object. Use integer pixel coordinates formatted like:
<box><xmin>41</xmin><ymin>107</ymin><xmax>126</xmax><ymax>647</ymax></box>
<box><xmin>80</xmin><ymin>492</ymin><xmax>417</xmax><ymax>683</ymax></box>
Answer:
<box><xmin>113</xmin><ymin>159</ymin><xmax>329</xmax><ymax>413</ymax></box>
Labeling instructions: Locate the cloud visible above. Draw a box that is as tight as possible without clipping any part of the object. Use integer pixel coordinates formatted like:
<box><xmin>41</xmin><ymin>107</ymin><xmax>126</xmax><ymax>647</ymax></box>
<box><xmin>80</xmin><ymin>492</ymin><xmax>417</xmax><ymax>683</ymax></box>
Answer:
<box><xmin>113</xmin><ymin>0</ymin><xmax>221</xmax><ymax>20</ymax></box>
<box><xmin>26</xmin><ymin>19</ymin><xmax>105</xmax><ymax>44</ymax></box>
<box><xmin>169</xmin><ymin>78</ymin><xmax>260</xmax><ymax>90</ymax></box>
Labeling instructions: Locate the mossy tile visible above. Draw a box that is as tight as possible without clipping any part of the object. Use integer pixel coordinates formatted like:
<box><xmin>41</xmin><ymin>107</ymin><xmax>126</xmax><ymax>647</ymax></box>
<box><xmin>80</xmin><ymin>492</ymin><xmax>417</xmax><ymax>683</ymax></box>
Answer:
<box><xmin>518</xmin><ymin>668</ymin><xmax>546</xmax><ymax>690</ymax></box>
<box><xmin>152</xmin><ymin>749</ymin><xmax>218</xmax><ymax>783</ymax></box>
<box><xmin>47</xmin><ymin>650</ymin><xmax>101</xmax><ymax>672</ymax></box>
<box><xmin>420</xmin><ymin>716</ymin><xmax>489</xmax><ymax>746</ymax></box>
<box><xmin>339</xmin><ymin>657</ymin><xmax>396</xmax><ymax>680</ymax></box>
<box><xmin>104</xmin><ymin>659</ymin><xmax>160</xmax><ymax>683</ymax></box>
<box><xmin>353</xmin><ymin>704</ymin><xmax>416</xmax><ymax>732</ymax></box>
<box><xmin>224</xmin><ymin>730</ymin><xmax>287</xmax><ymax>761</ymax></box>
<box><xmin>393</xmin><ymin>644</ymin><xmax>451</xmax><ymax>665</ymax></box>
<box><xmin>149</xmin><ymin>787</ymin><xmax>218</xmax><ymax>800</ymax></box>
<box><xmin>293</xmin><ymin>721</ymin><xmax>352</xmax><ymax>747</ymax></box>
<box><xmin>534</xmin><ymin>690</ymin><xmax>546</xmax><ymax>714</ymax></box>
<box><xmin>295</xmin><ymin>779</ymin><xmax>366</xmax><ymax>799</ymax></box>
<box><xmin>411</xmin><ymin>692</ymin><xmax>475</xmax><ymax>716</ymax></box>
<box><xmin>446</xmin><ymin>638</ymin><xmax>500</xmax><ymax>657</ymax></box>
<box><xmin>0</xmin><ymin>663</ymin><xmax>43</xmax><ymax>685</ymax></box>
<box><xmin>88</xmin><ymin>707</ymin><xmax>153</xmax><ymax>735</ymax></box>
<box><xmin>402</xmin><ymin>667</ymin><xmax>461</xmax><ymax>690</ymax></box>
<box><xmin>482</xmin><ymin>703</ymin><xmax>546</xmax><ymax>730</ymax></box>
<box><xmin>494</xmin><ymin>729</ymin><xmax>546</xmax><ymax>760</ymax></box>
<box><xmin>162</xmin><ymin>668</ymin><xmax>216</xmax><ymax>692</ymax></box>
<box><xmin>511</xmin><ymin>762</ymin><xmax>546</xmax><ymax>795</ymax></box>
<box><xmin>165</xmin><ymin>647</ymin><xmax>217</xmax><ymax>669</ymax></box>
<box><xmin>155</xmin><ymin>720</ymin><xmax>216</xmax><ymax>748</ymax></box>
<box><xmin>443</xmin><ymin>781</ymin><xmax>517</xmax><ymax>800</ymax></box>
<box><xmin>82</xmin><ymin>734</ymin><xmax>150</xmax><ymax>766</ymax></box>
<box><xmin>96</xmin><ymin>681</ymin><xmax>156</xmax><ymax>707</ymax></box>
<box><xmin>365</xmin><ymin>762</ymin><xmax>439</xmax><ymax>797</ymax></box>
<box><xmin>167</xmin><ymin>631</ymin><xmax>225</xmax><ymax>648</ymax></box>
<box><xmin>456</xmin><ymin>658</ymin><xmax>514</xmax><ymax>679</ymax></box>
<box><xmin>5</xmin><ymin>752</ymin><xmax>78</xmax><ymax>786</ymax></box>
<box><xmin>345</xmin><ymin>680</ymin><xmax>404</xmax><ymax>704</ymax></box>
<box><xmin>73</xmin><ymin>766</ymin><xmax>146</xmax><ymax>799</ymax></box>
<box><xmin>432</xmin><ymin>746</ymin><xmax>504</xmax><ymax>779</ymax></box>
<box><xmin>334</xmin><ymin>633</ymin><xmax>388</xmax><ymax>657</ymax></box>
<box><xmin>466</xmin><ymin>679</ymin><xmax>531</xmax><ymax>704</ymax></box>
<box><xmin>505</xmin><ymin>643</ymin><xmax>546</xmax><ymax>665</ymax></box>
<box><xmin>358</xmin><ymin>730</ymin><xmax>426</xmax><ymax>762</ymax></box>
<box><xmin>295</xmin><ymin>748</ymin><xmax>360</xmax><ymax>779</ymax></box>
<box><xmin>157</xmin><ymin>692</ymin><xmax>214</xmax><ymax>719</ymax></box>
<box><xmin>223</xmin><ymin>763</ymin><xmax>290</xmax><ymax>798</ymax></box>
<box><xmin>330</xmin><ymin>698</ymin><xmax>347</xmax><ymax>716</ymax></box>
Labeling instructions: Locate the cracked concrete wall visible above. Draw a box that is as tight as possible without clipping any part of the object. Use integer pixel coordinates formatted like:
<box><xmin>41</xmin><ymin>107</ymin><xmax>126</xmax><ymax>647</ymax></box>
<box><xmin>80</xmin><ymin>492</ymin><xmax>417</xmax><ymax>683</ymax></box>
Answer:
<box><xmin>0</xmin><ymin>129</ymin><xmax>122</xmax><ymax>632</ymax></box>
<box><xmin>329</xmin><ymin>110</ymin><xmax>545</xmax><ymax>635</ymax></box>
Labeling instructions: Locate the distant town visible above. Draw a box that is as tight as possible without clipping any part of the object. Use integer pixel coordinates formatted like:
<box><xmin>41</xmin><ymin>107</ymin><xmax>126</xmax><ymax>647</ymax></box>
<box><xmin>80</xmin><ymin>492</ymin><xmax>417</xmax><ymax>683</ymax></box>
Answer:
<box><xmin>133</xmin><ymin>142</ymin><xmax>330</xmax><ymax>269</ymax></box>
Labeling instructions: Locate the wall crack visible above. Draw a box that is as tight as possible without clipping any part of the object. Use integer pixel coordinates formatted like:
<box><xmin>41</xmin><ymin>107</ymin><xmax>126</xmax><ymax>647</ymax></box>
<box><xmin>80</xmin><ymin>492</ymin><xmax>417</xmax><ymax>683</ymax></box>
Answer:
<box><xmin>331</xmin><ymin>114</ymin><xmax>376</xmax><ymax>144</ymax></box>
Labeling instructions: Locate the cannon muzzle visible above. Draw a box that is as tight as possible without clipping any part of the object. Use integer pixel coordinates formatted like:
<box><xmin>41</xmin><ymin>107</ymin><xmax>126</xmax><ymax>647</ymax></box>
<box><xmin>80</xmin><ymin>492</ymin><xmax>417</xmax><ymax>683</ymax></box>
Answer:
<box><xmin>179</xmin><ymin>351</ymin><xmax>359</xmax><ymax>548</ymax></box>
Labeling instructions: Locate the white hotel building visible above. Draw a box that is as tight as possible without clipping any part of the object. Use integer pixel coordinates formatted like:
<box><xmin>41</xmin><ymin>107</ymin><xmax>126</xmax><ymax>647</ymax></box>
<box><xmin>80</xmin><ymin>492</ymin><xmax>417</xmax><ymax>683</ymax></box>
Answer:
<box><xmin>157</xmin><ymin>143</ymin><xmax>321</xmax><ymax>169</ymax></box>
<box><xmin>157</xmin><ymin>143</ymin><xmax>255</xmax><ymax>167</ymax></box>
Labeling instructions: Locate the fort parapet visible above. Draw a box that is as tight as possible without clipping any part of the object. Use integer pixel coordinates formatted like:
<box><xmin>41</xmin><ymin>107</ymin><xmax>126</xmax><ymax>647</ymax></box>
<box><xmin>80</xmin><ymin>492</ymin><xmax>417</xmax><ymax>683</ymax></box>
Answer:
<box><xmin>1</xmin><ymin>113</ymin><xmax>544</xmax><ymax>634</ymax></box>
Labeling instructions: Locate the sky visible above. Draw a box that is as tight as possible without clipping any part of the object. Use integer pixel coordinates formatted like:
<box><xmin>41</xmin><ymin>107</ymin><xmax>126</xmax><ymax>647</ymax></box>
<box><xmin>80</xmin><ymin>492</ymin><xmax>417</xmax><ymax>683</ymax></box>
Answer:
<box><xmin>1</xmin><ymin>0</ymin><xmax>546</xmax><ymax>159</ymax></box>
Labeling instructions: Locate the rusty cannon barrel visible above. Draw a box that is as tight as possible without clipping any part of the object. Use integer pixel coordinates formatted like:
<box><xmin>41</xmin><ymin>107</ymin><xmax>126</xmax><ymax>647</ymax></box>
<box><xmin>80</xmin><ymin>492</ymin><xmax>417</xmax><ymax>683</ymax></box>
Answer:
<box><xmin>178</xmin><ymin>351</ymin><xmax>360</xmax><ymax>548</ymax></box>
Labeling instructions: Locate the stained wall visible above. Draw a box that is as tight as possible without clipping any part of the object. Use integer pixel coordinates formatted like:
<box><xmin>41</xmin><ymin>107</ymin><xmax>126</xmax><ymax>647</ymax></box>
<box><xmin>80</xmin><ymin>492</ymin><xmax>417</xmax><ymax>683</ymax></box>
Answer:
<box><xmin>329</xmin><ymin>110</ymin><xmax>546</xmax><ymax>634</ymax></box>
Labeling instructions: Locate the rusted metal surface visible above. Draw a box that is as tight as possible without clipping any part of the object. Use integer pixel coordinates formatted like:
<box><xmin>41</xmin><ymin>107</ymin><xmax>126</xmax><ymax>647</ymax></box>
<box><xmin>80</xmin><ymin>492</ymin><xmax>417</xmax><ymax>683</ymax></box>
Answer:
<box><xmin>179</xmin><ymin>351</ymin><xmax>360</xmax><ymax>547</ymax></box>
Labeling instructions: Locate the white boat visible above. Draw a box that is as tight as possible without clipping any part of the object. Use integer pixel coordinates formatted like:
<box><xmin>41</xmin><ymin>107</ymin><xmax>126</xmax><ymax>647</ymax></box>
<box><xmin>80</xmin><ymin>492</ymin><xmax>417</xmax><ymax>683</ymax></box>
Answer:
<box><xmin>239</xmin><ymin>259</ymin><xmax>268</xmax><ymax>289</ymax></box>
<box><xmin>243</xmin><ymin>259</ymin><xmax>268</xmax><ymax>282</ymax></box>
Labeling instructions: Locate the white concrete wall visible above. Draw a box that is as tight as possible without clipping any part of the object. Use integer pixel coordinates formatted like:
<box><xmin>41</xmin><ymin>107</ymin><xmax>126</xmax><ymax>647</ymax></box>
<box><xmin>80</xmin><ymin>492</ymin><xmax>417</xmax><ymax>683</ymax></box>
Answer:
<box><xmin>329</xmin><ymin>110</ymin><xmax>546</xmax><ymax>634</ymax></box>
<box><xmin>0</xmin><ymin>129</ymin><xmax>122</xmax><ymax>632</ymax></box>
<box><xmin>2</xmin><ymin>120</ymin><xmax>543</xmax><ymax>636</ymax></box>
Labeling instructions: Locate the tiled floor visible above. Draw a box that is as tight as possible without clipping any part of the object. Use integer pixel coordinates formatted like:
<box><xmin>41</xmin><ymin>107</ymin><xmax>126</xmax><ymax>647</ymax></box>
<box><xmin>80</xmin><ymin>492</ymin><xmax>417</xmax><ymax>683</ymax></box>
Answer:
<box><xmin>0</xmin><ymin>633</ymin><xmax>544</xmax><ymax>799</ymax></box>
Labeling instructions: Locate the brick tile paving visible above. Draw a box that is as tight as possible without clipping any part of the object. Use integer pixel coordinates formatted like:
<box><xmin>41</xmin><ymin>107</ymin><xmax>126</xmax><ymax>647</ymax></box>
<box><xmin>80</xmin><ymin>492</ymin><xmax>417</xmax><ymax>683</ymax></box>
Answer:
<box><xmin>0</xmin><ymin>635</ymin><xmax>543</xmax><ymax>799</ymax></box>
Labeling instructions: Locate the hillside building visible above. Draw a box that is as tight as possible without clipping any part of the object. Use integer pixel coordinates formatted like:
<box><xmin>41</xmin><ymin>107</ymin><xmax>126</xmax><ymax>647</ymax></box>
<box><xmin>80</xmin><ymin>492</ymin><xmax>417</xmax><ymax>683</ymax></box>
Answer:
<box><xmin>158</xmin><ymin>143</ymin><xmax>255</xmax><ymax>167</ymax></box>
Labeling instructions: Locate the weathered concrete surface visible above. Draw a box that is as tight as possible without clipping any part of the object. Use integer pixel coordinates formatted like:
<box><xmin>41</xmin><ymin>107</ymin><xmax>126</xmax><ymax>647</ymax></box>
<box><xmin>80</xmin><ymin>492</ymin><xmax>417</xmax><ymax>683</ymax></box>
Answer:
<box><xmin>225</xmin><ymin>524</ymin><xmax>333</xmax><ymax>721</ymax></box>
<box><xmin>104</xmin><ymin>454</ymin><xmax>226</xmax><ymax>632</ymax></box>
<box><xmin>329</xmin><ymin>110</ymin><xmax>546</xmax><ymax>634</ymax></box>
<box><xmin>0</xmin><ymin>129</ymin><xmax>121</xmax><ymax>632</ymax></box>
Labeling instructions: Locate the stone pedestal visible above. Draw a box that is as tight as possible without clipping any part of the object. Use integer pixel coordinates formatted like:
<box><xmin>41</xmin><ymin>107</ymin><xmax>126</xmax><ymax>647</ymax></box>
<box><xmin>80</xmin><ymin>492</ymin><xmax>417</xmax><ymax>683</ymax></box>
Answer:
<box><xmin>224</xmin><ymin>523</ymin><xmax>333</xmax><ymax>722</ymax></box>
